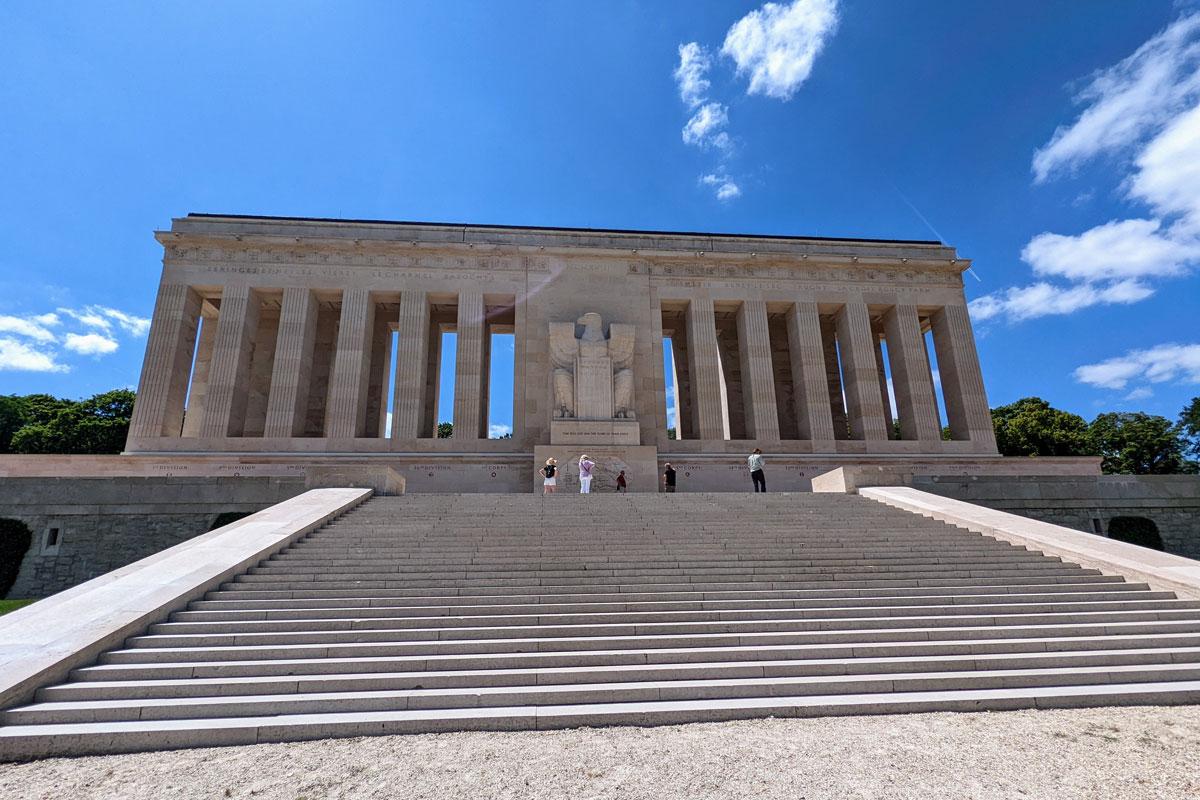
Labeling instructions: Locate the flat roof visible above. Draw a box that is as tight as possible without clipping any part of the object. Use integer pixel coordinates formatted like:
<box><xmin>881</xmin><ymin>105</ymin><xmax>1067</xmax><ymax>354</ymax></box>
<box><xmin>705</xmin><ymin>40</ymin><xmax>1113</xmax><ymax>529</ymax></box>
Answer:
<box><xmin>185</xmin><ymin>213</ymin><xmax>942</xmax><ymax>247</ymax></box>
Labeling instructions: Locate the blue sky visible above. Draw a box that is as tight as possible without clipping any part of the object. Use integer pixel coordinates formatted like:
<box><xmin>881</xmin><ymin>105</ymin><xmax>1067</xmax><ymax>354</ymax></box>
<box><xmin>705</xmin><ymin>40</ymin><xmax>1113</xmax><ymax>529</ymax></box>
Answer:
<box><xmin>2</xmin><ymin>0</ymin><xmax>1199</xmax><ymax>433</ymax></box>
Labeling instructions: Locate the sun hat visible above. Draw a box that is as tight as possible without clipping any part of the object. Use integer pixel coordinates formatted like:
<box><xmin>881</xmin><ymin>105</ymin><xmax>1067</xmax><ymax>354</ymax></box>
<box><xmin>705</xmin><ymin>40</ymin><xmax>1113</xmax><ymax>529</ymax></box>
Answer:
<box><xmin>546</xmin><ymin>458</ymin><xmax>556</xmax><ymax>465</ymax></box>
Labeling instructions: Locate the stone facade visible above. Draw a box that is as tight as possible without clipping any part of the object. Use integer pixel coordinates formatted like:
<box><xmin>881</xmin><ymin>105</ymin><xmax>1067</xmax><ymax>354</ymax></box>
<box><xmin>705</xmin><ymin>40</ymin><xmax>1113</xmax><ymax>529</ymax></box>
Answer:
<box><xmin>125</xmin><ymin>215</ymin><xmax>1001</xmax><ymax>486</ymax></box>
<box><xmin>1</xmin><ymin>477</ymin><xmax>304</xmax><ymax>598</ymax></box>
<box><xmin>912</xmin><ymin>475</ymin><xmax>1200</xmax><ymax>559</ymax></box>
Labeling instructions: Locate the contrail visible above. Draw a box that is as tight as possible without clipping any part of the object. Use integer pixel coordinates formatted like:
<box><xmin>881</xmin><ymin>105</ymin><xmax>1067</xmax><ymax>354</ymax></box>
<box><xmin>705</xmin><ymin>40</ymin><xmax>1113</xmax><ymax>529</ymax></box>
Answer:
<box><xmin>892</xmin><ymin>186</ymin><xmax>982</xmax><ymax>282</ymax></box>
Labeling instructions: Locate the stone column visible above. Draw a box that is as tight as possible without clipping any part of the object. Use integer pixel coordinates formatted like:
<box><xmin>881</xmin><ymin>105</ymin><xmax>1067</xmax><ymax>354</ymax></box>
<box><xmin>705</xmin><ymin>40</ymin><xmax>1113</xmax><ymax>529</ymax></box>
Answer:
<box><xmin>390</xmin><ymin>290</ymin><xmax>430</xmax><ymax>439</ymax></box>
<box><xmin>453</xmin><ymin>291</ymin><xmax>487</xmax><ymax>440</ymax></box>
<box><xmin>128</xmin><ymin>284</ymin><xmax>202</xmax><ymax>439</ymax></box>
<box><xmin>785</xmin><ymin>302</ymin><xmax>836</xmax><ymax>446</ymax></box>
<box><xmin>263</xmin><ymin>287</ymin><xmax>319</xmax><ymax>438</ymax></box>
<box><xmin>685</xmin><ymin>297</ymin><xmax>725</xmax><ymax>440</ymax></box>
<box><xmin>930</xmin><ymin>304</ymin><xmax>997</xmax><ymax>449</ymax></box>
<box><xmin>736</xmin><ymin>300</ymin><xmax>780</xmax><ymax>441</ymax></box>
<box><xmin>883</xmin><ymin>304</ymin><xmax>941</xmax><ymax>442</ymax></box>
<box><xmin>180</xmin><ymin>309</ymin><xmax>217</xmax><ymax>437</ymax></box>
<box><xmin>199</xmin><ymin>286</ymin><xmax>261</xmax><ymax>438</ymax></box>
<box><xmin>834</xmin><ymin>301</ymin><xmax>889</xmax><ymax>441</ymax></box>
<box><xmin>326</xmin><ymin>289</ymin><xmax>376</xmax><ymax>439</ymax></box>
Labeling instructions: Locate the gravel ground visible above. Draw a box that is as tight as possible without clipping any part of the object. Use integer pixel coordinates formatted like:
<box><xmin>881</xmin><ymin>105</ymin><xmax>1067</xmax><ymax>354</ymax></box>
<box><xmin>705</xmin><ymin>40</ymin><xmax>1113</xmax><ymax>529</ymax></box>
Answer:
<box><xmin>3</xmin><ymin>706</ymin><xmax>1200</xmax><ymax>799</ymax></box>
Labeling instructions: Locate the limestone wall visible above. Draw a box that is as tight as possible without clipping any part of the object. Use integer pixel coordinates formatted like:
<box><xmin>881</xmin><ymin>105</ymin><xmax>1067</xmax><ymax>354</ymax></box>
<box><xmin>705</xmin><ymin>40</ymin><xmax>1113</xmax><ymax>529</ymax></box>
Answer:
<box><xmin>0</xmin><ymin>477</ymin><xmax>305</xmax><ymax>599</ymax></box>
<box><xmin>912</xmin><ymin>475</ymin><xmax>1200</xmax><ymax>559</ymax></box>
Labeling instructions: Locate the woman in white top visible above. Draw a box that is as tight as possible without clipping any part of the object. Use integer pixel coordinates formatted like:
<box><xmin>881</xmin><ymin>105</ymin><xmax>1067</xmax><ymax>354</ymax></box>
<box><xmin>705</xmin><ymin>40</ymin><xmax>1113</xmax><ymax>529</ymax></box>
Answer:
<box><xmin>578</xmin><ymin>454</ymin><xmax>595</xmax><ymax>493</ymax></box>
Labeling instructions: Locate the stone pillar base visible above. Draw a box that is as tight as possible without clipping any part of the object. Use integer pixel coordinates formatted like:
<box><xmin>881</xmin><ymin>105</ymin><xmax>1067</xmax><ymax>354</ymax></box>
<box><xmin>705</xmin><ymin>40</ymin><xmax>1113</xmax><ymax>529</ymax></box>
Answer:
<box><xmin>549</xmin><ymin>419</ymin><xmax>640</xmax><ymax>445</ymax></box>
<box><xmin>533</xmin><ymin>445</ymin><xmax>658</xmax><ymax>493</ymax></box>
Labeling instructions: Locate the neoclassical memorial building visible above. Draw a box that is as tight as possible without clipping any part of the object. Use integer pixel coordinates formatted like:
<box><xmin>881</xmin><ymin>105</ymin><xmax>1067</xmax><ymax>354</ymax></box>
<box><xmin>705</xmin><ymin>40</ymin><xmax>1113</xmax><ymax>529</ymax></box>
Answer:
<box><xmin>124</xmin><ymin>213</ymin><xmax>1019</xmax><ymax>492</ymax></box>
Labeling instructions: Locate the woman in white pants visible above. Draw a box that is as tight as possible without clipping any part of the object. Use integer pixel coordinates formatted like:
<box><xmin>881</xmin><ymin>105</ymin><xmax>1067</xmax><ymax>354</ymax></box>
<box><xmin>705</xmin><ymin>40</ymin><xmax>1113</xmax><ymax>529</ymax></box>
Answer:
<box><xmin>578</xmin><ymin>454</ymin><xmax>595</xmax><ymax>493</ymax></box>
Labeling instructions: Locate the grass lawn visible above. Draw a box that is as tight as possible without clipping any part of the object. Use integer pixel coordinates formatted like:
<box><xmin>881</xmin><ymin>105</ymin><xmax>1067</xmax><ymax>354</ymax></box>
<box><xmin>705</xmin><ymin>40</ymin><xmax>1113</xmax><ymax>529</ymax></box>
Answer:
<box><xmin>0</xmin><ymin>598</ymin><xmax>36</xmax><ymax>615</ymax></box>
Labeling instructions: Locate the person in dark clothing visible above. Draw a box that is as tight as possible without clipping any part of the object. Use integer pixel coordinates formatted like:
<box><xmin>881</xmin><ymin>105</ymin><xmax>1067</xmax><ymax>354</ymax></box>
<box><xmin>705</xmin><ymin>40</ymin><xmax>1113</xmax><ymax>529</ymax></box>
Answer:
<box><xmin>616</xmin><ymin>470</ymin><xmax>627</xmax><ymax>492</ymax></box>
<box><xmin>662</xmin><ymin>463</ymin><xmax>677</xmax><ymax>493</ymax></box>
<box><xmin>540</xmin><ymin>458</ymin><xmax>557</xmax><ymax>495</ymax></box>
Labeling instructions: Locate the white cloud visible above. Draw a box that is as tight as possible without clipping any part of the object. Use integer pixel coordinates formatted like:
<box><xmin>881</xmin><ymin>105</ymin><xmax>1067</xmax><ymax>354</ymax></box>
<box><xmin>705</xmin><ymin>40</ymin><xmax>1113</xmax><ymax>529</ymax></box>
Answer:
<box><xmin>94</xmin><ymin>306</ymin><xmax>151</xmax><ymax>336</ymax></box>
<box><xmin>1032</xmin><ymin>13</ymin><xmax>1200</xmax><ymax>183</ymax></box>
<box><xmin>1022</xmin><ymin>218</ymin><xmax>1200</xmax><ymax>282</ymax></box>
<box><xmin>1129</xmin><ymin>102</ymin><xmax>1200</xmax><ymax>234</ymax></box>
<box><xmin>674</xmin><ymin>42</ymin><xmax>712</xmax><ymax>108</ymax></box>
<box><xmin>1074</xmin><ymin>343</ymin><xmax>1200</xmax><ymax>390</ymax></box>
<box><xmin>1123</xmin><ymin>387</ymin><xmax>1154</xmax><ymax>401</ymax></box>
<box><xmin>63</xmin><ymin>332</ymin><xmax>119</xmax><ymax>356</ymax></box>
<box><xmin>0</xmin><ymin>314</ymin><xmax>58</xmax><ymax>343</ymax></box>
<box><xmin>59</xmin><ymin>307</ymin><xmax>111</xmax><ymax>331</ymax></box>
<box><xmin>721</xmin><ymin>0</ymin><xmax>840</xmax><ymax>100</ymax></box>
<box><xmin>969</xmin><ymin>279</ymin><xmax>1154</xmax><ymax>322</ymax></box>
<box><xmin>56</xmin><ymin>305</ymin><xmax>151</xmax><ymax>336</ymax></box>
<box><xmin>682</xmin><ymin>102</ymin><xmax>730</xmax><ymax>148</ymax></box>
<box><xmin>488</xmin><ymin>424</ymin><xmax>512</xmax><ymax>439</ymax></box>
<box><xmin>0</xmin><ymin>337</ymin><xmax>68</xmax><ymax>372</ymax></box>
<box><xmin>700</xmin><ymin>173</ymin><xmax>742</xmax><ymax>200</ymax></box>
<box><xmin>982</xmin><ymin>12</ymin><xmax>1200</xmax><ymax>326</ymax></box>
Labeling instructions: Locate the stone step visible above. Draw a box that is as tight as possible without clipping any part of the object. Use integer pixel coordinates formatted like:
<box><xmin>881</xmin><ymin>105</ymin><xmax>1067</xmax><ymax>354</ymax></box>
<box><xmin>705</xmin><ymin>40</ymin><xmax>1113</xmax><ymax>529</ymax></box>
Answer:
<box><xmin>152</xmin><ymin>599</ymin><xmax>1200</xmax><ymax>633</ymax></box>
<box><xmin>175</xmin><ymin>590</ymin><xmax>1181</xmax><ymax>620</ymax></box>
<box><xmin>15</xmin><ymin>663</ymin><xmax>1200</xmax><ymax>725</ymax></box>
<box><xmin>101</xmin><ymin>619</ymin><xmax>1200</xmax><ymax>664</ymax></box>
<box><xmin>208</xmin><ymin>574</ymin><xmax>1129</xmax><ymax>600</ymax></box>
<box><xmin>74</xmin><ymin>631</ymin><xmax>1200</xmax><ymax>681</ymax></box>
<box><xmin>6</xmin><ymin>681</ymin><xmax>1200</xmax><ymax>760</ymax></box>
<box><xmin>43</xmin><ymin>647</ymin><xmax>1200</xmax><ymax>701</ymax></box>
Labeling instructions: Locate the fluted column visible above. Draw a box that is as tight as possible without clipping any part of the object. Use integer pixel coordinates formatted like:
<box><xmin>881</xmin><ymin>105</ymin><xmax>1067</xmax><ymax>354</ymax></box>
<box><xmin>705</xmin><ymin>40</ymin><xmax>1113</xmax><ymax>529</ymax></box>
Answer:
<box><xmin>883</xmin><ymin>304</ymin><xmax>941</xmax><ymax>442</ymax></box>
<box><xmin>834</xmin><ymin>301</ymin><xmax>889</xmax><ymax>441</ymax></box>
<box><xmin>785</xmin><ymin>302</ymin><xmax>836</xmax><ymax>446</ymax></box>
<box><xmin>326</xmin><ymin>289</ymin><xmax>376</xmax><ymax>439</ymax></box>
<box><xmin>736</xmin><ymin>300</ymin><xmax>780</xmax><ymax>440</ymax></box>
<box><xmin>263</xmin><ymin>287</ymin><xmax>319</xmax><ymax>438</ymax></box>
<box><xmin>199</xmin><ymin>286</ymin><xmax>261</xmax><ymax>438</ymax></box>
<box><xmin>390</xmin><ymin>290</ymin><xmax>430</xmax><ymax>439</ymax></box>
<box><xmin>930</xmin><ymin>304</ymin><xmax>997</xmax><ymax>450</ymax></box>
<box><xmin>128</xmin><ymin>284</ymin><xmax>201</xmax><ymax>440</ymax></box>
<box><xmin>452</xmin><ymin>292</ymin><xmax>486</xmax><ymax>440</ymax></box>
<box><xmin>180</xmin><ymin>310</ymin><xmax>218</xmax><ymax>437</ymax></box>
<box><xmin>685</xmin><ymin>297</ymin><xmax>725</xmax><ymax>440</ymax></box>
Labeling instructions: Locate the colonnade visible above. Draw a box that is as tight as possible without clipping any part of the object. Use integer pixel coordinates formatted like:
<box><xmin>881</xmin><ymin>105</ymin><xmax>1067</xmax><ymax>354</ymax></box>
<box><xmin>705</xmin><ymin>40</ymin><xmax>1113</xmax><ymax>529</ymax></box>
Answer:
<box><xmin>663</xmin><ymin>297</ymin><xmax>995</xmax><ymax>449</ymax></box>
<box><xmin>127</xmin><ymin>285</ymin><xmax>505</xmax><ymax>442</ymax></box>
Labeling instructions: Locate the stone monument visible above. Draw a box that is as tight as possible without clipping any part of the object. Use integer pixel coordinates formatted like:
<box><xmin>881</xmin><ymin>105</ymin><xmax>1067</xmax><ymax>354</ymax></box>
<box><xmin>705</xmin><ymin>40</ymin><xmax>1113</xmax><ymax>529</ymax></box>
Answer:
<box><xmin>114</xmin><ymin>213</ymin><xmax>1043</xmax><ymax>492</ymax></box>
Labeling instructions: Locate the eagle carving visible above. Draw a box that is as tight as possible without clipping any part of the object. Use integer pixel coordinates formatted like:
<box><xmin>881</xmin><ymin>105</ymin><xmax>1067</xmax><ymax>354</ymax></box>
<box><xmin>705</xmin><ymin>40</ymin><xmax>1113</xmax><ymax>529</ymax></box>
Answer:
<box><xmin>550</xmin><ymin>312</ymin><xmax>635</xmax><ymax>419</ymax></box>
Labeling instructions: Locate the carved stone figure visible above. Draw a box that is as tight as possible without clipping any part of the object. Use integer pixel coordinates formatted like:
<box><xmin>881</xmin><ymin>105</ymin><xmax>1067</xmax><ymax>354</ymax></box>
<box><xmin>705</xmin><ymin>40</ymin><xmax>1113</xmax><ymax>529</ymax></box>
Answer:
<box><xmin>549</xmin><ymin>312</ymin><xmax>635</xmax><ymax>420</ymax></box>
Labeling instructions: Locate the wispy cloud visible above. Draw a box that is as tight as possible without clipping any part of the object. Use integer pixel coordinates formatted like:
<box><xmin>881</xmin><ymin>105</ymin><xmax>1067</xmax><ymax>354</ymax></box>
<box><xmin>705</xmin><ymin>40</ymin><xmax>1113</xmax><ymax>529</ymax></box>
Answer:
<box><xmin>1074</xmin><ymin>342</ymin><xmax>1200</xmax><ymax>390</ymax></box>
<box><xmin>0</xmin><ymin>338</ymin><xmax>68</xmax><ymax>373</ymax></box>
<box><xmin>671</xmin><ymin>1</ymin><xmax>840</xmax><ymax>201</ymax></box>
<box><xmin>0</xmin><ymin>314</ymin><xmax>59</xmax><ymax>343</ymax></box>
<box><xmin>673</xmin><ymin>42</ymin><xmax>712</xmax><ymax>109</ymax></box>
<box><xmin>0</xmin><ymin>304</ymin><xmax>146</xmax><ymax>371</ymax></box>
<box><xmin>64</xmin><ymin>332</ymin><xmax>119</xmax><ymax>356</ymax></box>
<box><xmin>974</xmin><ymin>12</ymin><xmax>1200</xmax><ymax>324</ymax></box>
<box><xmin>721</xmin><ymin>0</ymin><xmax>840</xmax><ymax>100</ymax></box>
<box><xmin>700</xmin><ymin>173</ymin><xmax>742</xmax><ymax>201</ymax></box>
<box><xmin>488</xmin><ymin>423</ymin><xmax>512</xmax><ymax>439</ymax></box>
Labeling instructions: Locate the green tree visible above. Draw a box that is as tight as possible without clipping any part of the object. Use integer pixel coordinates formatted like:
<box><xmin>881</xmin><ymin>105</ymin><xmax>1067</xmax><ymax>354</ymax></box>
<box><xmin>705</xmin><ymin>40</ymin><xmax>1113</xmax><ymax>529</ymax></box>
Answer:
<box><xmin>1087</xmin><ymin>412</ymin><xmax>1198</xmax><ymax>475</ymax></box>
<box><xmin>1181</xmin><ymin>396</ymin><xmax>1200</xmax><ymax>457</ymax></box>
<box><xmin>9</xmin><ymin>389</ymin><xmax>135</xmax><ymax>455</ymax></box>
<box><xmin>0</xmin><ymin>396</ymin><xmax>30</xmax><ymax>453</ymax></box>
<box><xmin>667</xmin><ymin>427</ymin><xmax>677</xmax><ymax>440</ymax></box>
<box><xmin>990</xmin><ymin>397</ymin><xmax>1093</xmax><ymax>457</ymax></box>
<box><xmin>436</xmin><ymin>421</ymin><xmax>453</xmax><ymax>438</ymax></box>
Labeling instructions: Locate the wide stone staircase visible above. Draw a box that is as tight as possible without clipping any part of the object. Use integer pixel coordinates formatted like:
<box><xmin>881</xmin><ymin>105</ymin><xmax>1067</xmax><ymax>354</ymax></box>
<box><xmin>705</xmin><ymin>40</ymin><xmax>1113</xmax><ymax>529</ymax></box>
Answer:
<box><xmin>5</xmin><ymin>492</ymin><xmax>1200</xmax><ymax>757</ymax></box>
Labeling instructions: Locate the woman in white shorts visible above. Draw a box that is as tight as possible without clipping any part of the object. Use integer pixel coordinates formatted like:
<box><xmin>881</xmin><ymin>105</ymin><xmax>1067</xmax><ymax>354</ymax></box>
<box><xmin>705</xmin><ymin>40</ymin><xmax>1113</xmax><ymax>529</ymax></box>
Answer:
<box><xmin>540</xmin><ymin>458</ymin><xmax>557</xmax><ymax>494</ymax></box>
